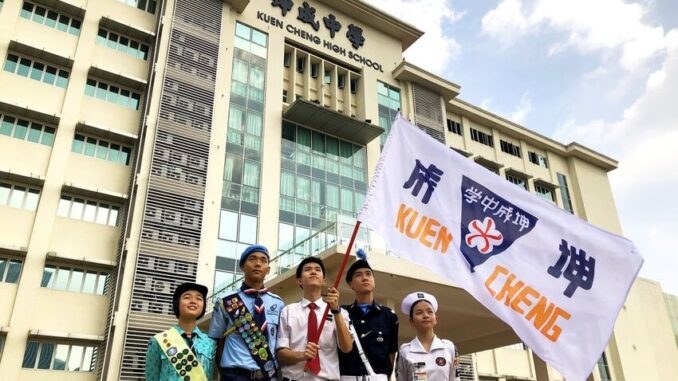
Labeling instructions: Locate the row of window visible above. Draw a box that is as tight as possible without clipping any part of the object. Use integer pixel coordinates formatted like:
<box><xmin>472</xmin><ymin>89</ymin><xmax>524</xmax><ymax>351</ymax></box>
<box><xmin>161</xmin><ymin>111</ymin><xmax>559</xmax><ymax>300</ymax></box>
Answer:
<box><xmin>4</xmin><ymin>53</ymin><xmax>69</xmax><ymax>89</ymax></box>
<box><xmin>20</xmin><ymin>1</ymin><xmax>81</xmax><ymax>36</ymax></box>
<box><xmin>1</xmin><ymin>256</ymin><xmax>111</xmax><ymax>298</ymax></box>
<box><xmin>117</xmin><ymin>0</ymin><xmax>157</xmax><ymax>14</ymax></box>
<box><xmin>41</xmin><ymin>265</ymin><xmax>109</xmax><ymax>295</ymax></box>
<box><xmin>72</xmin><ymin>134</ymin><xmax>132</xmax><ymax>165</ymax></box>
<box><xmin>85</xmin><ymin>79</ymin><xmax>141</xmax><ymax>110</ymax></box>
<box><xmin>96</xmin><ymin>28</ymin><xmax>150</xmax><ymax>60</ymax></box>
<box><xmin>528</xmin><ymin>151</ymin><xmax>549</xmax><ymax>168</ymax></box>
<box><xmin>500</xmin><ymin>140</ymin><xmax>521</xmax><ymax>158</ymax></box>
<box><xmin>447</xmin><ymin>119</ymin><xmax>462</xmax><ymax>136</ymax></box>
<box><xmin>22</xmin><ymin>341</ymin><xmax>96</xmax><ymax>372</ymax></box>
<box><xmin>470</xmin><ymin>128</ymin><xmax>494</xmax><ymax>147</ymax></box>
<box><xmin>3</xmin><ymin>55</ymin><xmax>144</xmax><ymax>110</ymax></box>
<box><xmin>0</xmin><ymin>114</ymin><xmax>55</xmax><ymax>146</ymax></box>
<box><xmin>0</xmin><ymin>256</ymin><xmax>22</xmax><ymax>284</ymax></box>
<box><xmin>56</xmin><ymin>196</ymin><xmax>120</xmax><ymax>227</ymax></box>
<box><xmin>0</xmin><ymin>182</ymin><xmax>40</xmax><ymax>211</ymax></box>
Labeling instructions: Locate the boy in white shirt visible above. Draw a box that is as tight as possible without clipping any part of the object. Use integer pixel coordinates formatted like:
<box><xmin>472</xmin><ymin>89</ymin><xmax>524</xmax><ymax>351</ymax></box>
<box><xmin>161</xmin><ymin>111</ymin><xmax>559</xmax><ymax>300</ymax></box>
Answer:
<box><xmin>276</xmin><ymin>257</ymin><xmax>353</xmax><ymax>380</ymax></box>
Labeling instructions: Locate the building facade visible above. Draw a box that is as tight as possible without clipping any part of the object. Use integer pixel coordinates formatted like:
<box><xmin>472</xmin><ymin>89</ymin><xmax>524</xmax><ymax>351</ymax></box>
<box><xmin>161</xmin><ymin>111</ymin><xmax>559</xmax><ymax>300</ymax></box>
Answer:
<box><xmin>0</xmin><ymin>0</ymin><xmax>676</xmax><ymax>380</ymax></box>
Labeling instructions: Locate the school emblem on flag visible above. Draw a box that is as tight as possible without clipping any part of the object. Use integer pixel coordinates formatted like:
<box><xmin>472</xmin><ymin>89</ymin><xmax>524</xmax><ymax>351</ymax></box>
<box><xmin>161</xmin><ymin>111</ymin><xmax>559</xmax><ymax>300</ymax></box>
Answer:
<box><xmin>460</xmin><ymin>176</ymin><xmax>538</xmax><ymax>271</ymax></box>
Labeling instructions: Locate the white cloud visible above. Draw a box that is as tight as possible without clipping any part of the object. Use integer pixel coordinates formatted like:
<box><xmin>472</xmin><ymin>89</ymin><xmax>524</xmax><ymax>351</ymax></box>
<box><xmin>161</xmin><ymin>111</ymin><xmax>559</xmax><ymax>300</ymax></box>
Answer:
<box><xmin>481</xmin><ymin>0</ymin><xmax>529</xmax><ymax>46</ymax></box>
<box><xmin>364</xmin><ymin>0</ymin><xmax>463</xmax><ymax>74</ymax></box>
<box><xmin>509</xmin><ymin>93</ymin><xmax>533</xmax><ymax>124</ymax></box>
<box><xmin>482</xmin><ymin>0</ymin><xmax>669</xmax><ymax>71</ymax></box>
<box><xmin>480</xmin><ymin>97</ymin><xmax>494</xmax><ymax>109</ymax></box>
<box><xmin>553</xmin><ymin>36</ymin><xmax>678</xmax><ymax>295</ymax></box>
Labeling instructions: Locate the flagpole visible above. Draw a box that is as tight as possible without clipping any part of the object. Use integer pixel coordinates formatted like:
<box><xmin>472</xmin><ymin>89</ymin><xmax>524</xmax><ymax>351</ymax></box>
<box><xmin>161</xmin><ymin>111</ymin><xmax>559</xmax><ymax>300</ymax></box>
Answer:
<box><xmin>305</xmin><ymin>220</ymin><xmax>362</xmax><ymax>371</ymax></box>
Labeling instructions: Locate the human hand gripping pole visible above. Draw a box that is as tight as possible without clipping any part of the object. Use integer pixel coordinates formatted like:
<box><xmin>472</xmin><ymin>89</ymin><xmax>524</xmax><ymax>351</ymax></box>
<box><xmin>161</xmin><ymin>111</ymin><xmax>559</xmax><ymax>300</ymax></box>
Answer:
<box><xmin>304</xmin><ymin>221</ymin><xmax>362</xmax><ymax>372</ymax></box>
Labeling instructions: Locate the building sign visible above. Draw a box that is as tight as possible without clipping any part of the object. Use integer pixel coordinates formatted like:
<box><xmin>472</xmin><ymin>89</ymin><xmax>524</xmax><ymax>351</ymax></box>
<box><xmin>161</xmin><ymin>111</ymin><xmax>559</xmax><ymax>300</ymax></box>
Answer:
<box><xmin>259</xmin><ymin>1</ymin><xmax>384</xmax><ymax>73</ymax></box>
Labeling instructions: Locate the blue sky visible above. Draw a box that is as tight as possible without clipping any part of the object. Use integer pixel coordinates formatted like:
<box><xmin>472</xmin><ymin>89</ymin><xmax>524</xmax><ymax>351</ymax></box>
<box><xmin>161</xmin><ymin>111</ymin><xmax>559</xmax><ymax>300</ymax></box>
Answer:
<box><xmin>365</xmin><ymin>0</ymin><xmax>678</xmax><ymax>295</ymax></box>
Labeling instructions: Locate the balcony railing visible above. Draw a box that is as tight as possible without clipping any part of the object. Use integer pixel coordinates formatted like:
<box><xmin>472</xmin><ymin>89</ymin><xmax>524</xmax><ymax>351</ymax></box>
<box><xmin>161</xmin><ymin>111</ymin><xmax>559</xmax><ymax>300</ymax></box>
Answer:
<box><xmin>205</xmin><ymin>219</ymin><xmax>375</xmax><ymax>314</ymax></box>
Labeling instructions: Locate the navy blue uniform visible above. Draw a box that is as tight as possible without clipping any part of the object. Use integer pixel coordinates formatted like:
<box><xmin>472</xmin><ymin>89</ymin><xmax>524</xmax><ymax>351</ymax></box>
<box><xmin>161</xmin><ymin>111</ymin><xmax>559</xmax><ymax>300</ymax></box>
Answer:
<box><xmin>338</xmin><ymin>301</ymin><xmax>399</xmax><ymax>377</ymax></box>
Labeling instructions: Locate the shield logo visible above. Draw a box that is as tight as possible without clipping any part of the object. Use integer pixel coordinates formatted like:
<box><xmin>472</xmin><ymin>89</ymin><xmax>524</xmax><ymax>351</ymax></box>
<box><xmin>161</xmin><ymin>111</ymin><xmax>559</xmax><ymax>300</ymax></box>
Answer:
<box><xmin>460</xmin><ymin>176</ymin><xmax>538</xmax><ymax>271</ymax></box>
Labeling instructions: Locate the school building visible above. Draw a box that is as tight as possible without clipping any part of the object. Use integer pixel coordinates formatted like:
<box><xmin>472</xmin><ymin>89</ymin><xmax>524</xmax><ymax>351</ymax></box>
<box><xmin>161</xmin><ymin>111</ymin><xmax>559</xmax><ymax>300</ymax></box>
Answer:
<box><xmin>0</xmin><ymin>0</ymin><xmax>676</xmax><ymax>380</ymax></box>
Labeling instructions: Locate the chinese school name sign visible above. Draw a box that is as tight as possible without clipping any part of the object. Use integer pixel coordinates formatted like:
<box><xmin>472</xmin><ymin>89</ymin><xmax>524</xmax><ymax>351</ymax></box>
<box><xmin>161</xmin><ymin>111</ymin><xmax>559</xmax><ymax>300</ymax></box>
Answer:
<box><xmin>358</xmin><ymin>115</ymin><xmax>643</xmax><ymax>381</ymax></box>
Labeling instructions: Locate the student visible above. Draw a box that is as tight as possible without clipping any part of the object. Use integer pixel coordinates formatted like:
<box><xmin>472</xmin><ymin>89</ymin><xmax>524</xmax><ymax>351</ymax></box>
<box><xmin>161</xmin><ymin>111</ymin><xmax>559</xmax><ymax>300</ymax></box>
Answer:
<box><xmin>339</xmin><ymin>251</ymin><xmax>399</xmax><ymax>381</ymax></box>
<box><xmin>208</xmin><ymin>244</ymin><xmax>284</xmax><ymax>381</ymax></box>
<box><xmin>396</xmin><ymin>292</ymin><xmax>460</xmax><ymax>381</ymax></box>
<box><xmin>276</xmin><ymin>257</ymin><xmax>353</xmax><ymax>381</ymax></box>
<box><xmin>146</xmin><ymin>282</ymin><xmax>216</xmax><ymax>381</ymax></box>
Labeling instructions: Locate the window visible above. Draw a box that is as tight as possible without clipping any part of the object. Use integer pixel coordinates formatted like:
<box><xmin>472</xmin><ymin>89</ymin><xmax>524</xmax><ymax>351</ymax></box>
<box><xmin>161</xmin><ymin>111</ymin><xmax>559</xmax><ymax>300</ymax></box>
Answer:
<box><xmin>470</xmin><ymin>128</ymin><xmax>494</xmax><ymax>147</ymax></box>
<box><xmin>506</xmin><ymin>174</ymin><xmax>528</xmax><ymax>190</ymax></box>
<box><xmin>116</xmin><ymin>0</ymin><xmax>157</xmax><ymax>14</ymax></box>
<box><xmin>0</xmin><ymin>335</ymin><xmax>4</xmax><ymax>359</ymax></box>
<box><xmin>4</xmin><ymin>53</ymin><xmax>69</xmax><ymax>88</ymax></box>
<box><xmin>310</xmin><ymin>63</ymin><xmax>319</xmax><ymax>78</ymax></box>
<box><xmin>350</xmin><ymin>78</ymin><xmax>358</xmax><ymax>94</ymax></box>
<box><xmin>84</xmin><ymin>78</ymin><xmax>141</xmax><ymax>110</ymax></box>
<box><xmin>0</xmin><ymin>113</ymin><xmax>56</xmax><ymax>146</ymax></box>
<box><xmin>0</xmin><ymin>182</ymin><xmax>40</xmax><ymax>211</ymax></box>
<box><xmin>503</xmin><ymin>343</ymin><xmax>526</xmax><ymax>350</ymax></box>
<box><xmin>279</xmin><ymin>121</ymin><xmax>367</xmax><ymax>255</ymax></box>
<box><xmin>323</xmin><ymin>70</ymin><xmax>331</xmax><ymax>84</ymax></box>
<box><xmin>377</xmin><ymin>81</ymin><xmax>401</xmax><ymax>146</ymax></box>
<box><xmin>500</xmin><ymin>140</ymin><xmax>521</xmax><ymax>158</ymax></box>
<box><xmin>282</xmin><ymin>90</ymin><xmax>288</xmax><ymax>103</ymax></box>
<box><xmin>557</xmin><ymin>173</ymin><xmax>574</xmax><ymax>213</ymax></box>
<box><xmin>0</xmin><ymin>256</ymin><xmax>23</xmax><ymax>283</ymax></box>
<box><xmin>57</xmin><ymin>195</ymin><xmax>120</xmax><ymax>226</ymax></box>
<box><xmin>283</xmin><ymin>52</ymin><xmax>291</xmax><ymax>67</ymax></box>
<box><xmin>22</xmin><ymin>341</ymin><xmax>97</xmax><ymax>372</ymax></box>
<box><xmin>20</xmin><ymin>1</ymin><xmax>81</xmax><ymax>35</ymax></box>
<box><xmin>447</xmin><ymin>119</ymin><xmax>462</xmax><ymax>135</ymax></box>
<box><xmin>528</xmin><ymin>151</ymin><xmax>549</xmax><ymax>168</ymax></box>
<box><xmin>296</xmin><ymin>57</ymin><xmax>305</xmax><ymax>73</ymax></box>
<box><xmin>71</xmin><ymin>134</ymin><xmax>132</xmax><ymax>165</ymax></box>
<box><xmin>96</xmin><ymin>28</ymin><xmax>150</xmax><ymax>60</ymax></box>
<box><xmin>597</xmin><ymin>353</ymin><xmax>612</xmax><ymax>381</ymax></box>
<box><xmin>337</xmin><ymin>74</ymin><xmax>345</xmax><ymax>89</ymax></box>
<box><xmin>41</xmin><ymin>265</ymin><xmax>109</xmax><ymax>295</ymax></box>
<box><xmin>535</xmin><ymin>185</ymin><xmax>555</xmax><ymax>203</ymax></box>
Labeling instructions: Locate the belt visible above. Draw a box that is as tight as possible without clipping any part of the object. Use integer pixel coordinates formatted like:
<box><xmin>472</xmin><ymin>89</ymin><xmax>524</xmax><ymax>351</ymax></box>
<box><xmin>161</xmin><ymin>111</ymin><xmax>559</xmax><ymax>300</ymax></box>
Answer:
<box><xmin>222</xmin><ymin>367</ymin><xmax>266</xmax><ymax>379</ymax></box>
<box><xmin>340</xmin><ymin>375</ymin><xmax>389</xmax><ymax>381</ymax></box>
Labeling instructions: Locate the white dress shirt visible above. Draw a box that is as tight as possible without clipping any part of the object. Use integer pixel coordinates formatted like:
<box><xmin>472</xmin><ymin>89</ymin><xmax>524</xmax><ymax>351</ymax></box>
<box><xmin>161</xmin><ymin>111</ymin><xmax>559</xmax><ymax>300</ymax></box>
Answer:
<box><xmin>277</xmin><ymin>298</ymin><xmax>350</xmax><ymax>381</ymax></box>
<box><xmin>396</xmin><ymin>336</ymin><xmax>460</xmax><ymax>381</ymax></box>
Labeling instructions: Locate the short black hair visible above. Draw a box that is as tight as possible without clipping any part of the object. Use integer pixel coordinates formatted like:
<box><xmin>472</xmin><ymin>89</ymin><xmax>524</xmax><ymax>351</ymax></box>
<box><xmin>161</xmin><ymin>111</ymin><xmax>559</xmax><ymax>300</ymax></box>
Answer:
<box><xmin>345</xmin><ymin>259</ymin><xmax>372</xmax><ymax>283</ymax></box>
<box><xmin>296</xmin><ymin>257</ymin><xmax>326</xmax><ymax>278</ymax></box>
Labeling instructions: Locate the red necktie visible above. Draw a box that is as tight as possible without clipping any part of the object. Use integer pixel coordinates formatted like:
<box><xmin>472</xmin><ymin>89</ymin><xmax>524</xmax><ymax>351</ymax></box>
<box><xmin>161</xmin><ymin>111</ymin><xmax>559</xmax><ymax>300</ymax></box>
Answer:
<box><xmin>307</xmin><ymin>302</ymin><xmax>321</xmax><ymax>374</ymax></box>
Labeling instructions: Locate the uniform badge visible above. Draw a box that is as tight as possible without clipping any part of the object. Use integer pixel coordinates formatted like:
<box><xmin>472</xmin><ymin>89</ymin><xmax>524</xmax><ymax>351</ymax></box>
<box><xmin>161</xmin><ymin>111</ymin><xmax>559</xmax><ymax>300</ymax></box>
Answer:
<box><xmin>270</xmin><ymin>304</ymin><xmax>278</xmax><ymax>311</ymax></box>
<box><xmin>376</xmin><ymin>337</ymin><xmax>384</xmax><ymax>342</ymax></box>
<box><xmin>168</xmin><ymin>347</ymin><xmax>178</xmax><ymax>356</ymax></box>
<box><xmin>264</xmin><ymin>360</ymin><xmax>275</xmax><ymax>371</ymax></box>
<box><xmin>435</xmin><ymin>357</ymin><xmax>447</xmax><ymax>366</ymax></box>
<box><xmin>270</xmin><ymin>326</ymin><xmax>276</xmax><ymax>337</ymax></box>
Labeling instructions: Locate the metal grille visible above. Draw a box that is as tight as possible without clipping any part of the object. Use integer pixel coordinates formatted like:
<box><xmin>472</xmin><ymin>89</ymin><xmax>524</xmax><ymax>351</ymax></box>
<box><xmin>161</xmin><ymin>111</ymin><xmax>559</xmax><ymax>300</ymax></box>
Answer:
<box><xmin>412</xmin><ymin>84</ymin><xmax>445</xmax><ymax>143</ymax></box>
<box><xmin>458</xmin><ymin>353</ymin><xmax>476</xmax><ymax>381</ymax></box>
<box><xmin>118</xmin><ymin>0</ymin><xmax>223</xmax><ymax>379</ymax></box>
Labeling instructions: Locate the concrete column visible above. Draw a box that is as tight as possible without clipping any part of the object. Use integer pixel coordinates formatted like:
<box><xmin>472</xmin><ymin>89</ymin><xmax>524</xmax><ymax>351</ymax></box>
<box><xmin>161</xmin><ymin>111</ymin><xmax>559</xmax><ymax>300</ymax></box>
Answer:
<box><xmin>532</xmin><ymin>352</ymin><xmax>551</xmax><ymax>381</ymax></box>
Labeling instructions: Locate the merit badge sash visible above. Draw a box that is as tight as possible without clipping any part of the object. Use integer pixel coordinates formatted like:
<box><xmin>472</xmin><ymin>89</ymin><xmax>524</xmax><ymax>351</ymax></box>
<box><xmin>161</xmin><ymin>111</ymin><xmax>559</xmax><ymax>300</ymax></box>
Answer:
<box><xmin>154</xmin><ymin>328</ymin><xmax>207</xmax><ymax>381</ymax></box>
<box><xmin>221</xmin><ymin>293</ymin><xmax>277</xmax><ymax>380</ymax></box>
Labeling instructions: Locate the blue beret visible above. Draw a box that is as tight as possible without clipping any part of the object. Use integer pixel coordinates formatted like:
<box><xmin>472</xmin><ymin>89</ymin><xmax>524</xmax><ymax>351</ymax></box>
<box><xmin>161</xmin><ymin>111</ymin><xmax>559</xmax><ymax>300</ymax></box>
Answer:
<box><xmin>239</xmin><ymin>244</ymin><xmax>269</xmax><ymax>265</ymax></box>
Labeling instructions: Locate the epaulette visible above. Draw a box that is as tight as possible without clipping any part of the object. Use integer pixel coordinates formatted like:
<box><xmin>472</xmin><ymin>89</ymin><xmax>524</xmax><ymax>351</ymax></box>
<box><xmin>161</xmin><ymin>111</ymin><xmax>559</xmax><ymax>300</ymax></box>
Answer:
<box><xmin>267</xmin><ymin>291</ymin><xmax>284</xmax><ymax>302</ymax></box>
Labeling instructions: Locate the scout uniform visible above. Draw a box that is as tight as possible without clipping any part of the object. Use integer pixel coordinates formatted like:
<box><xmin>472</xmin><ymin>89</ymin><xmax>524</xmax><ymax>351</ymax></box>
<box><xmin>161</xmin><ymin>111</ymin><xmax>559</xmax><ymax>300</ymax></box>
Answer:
<box><xmin>146</xmin><ymin>282</ymin><xmax>216</xmax><ymax>381</ymax></box>
<box><xmin>396</xmin><ymin>292</ymin><xmax>460</xmax><ymax>381</ymax></box>
<box><xmin>208</xmin><ymin>245</ymin><xmax>285</xmax><ymax>380</ymax></box>
<box><xmin>338</xmin><ymin>259</ymin><xmax>399</xmax><ymax>381</ymax></box>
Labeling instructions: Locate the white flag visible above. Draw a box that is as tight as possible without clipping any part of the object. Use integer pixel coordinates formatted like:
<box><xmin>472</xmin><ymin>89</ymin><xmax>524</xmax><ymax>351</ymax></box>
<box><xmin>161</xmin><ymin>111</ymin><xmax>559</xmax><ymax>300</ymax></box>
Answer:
<box><xmin>358</xmin><ymin>115</ymin><xmax>643</xmax><ymax>381</ymax></box>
